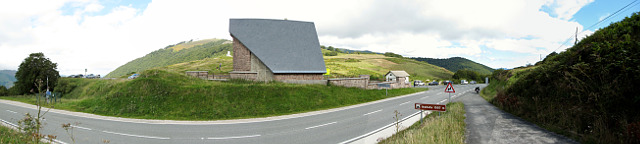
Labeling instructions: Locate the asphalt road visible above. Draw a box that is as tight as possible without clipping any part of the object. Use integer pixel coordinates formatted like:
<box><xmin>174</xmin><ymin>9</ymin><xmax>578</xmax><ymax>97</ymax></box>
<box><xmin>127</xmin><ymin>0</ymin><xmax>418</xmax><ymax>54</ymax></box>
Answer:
<box><xmin>457</xmin><ymin>88</ymin><xmax>578</xmax><ymax>144</ymax></box>
<box><xmin>0</xmin><ymin>84</ymin><xmax>484</xmax><ymax>144</ymax></box>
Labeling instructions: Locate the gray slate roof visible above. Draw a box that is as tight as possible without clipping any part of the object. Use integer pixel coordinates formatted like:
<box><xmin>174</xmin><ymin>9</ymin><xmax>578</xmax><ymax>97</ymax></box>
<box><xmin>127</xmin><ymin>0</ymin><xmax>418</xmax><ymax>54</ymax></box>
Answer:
<box><xmin>229</xmin><ymin>19</ymin><xmax>326</xmax><ymax>74</ymax></box>
<box><xmin>387</xmin><ymin>71</ymin><xmax>410</xmax><ymax>77</ymax></box>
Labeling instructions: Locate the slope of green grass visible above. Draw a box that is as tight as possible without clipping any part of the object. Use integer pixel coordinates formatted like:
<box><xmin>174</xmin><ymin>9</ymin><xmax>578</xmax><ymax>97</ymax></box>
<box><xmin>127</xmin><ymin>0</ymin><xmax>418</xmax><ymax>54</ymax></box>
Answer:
<box><xmin>324</xmin><ymin>54</ymin><xmax>453</xmax><ymax>81</ymax></box>
<box><xmin>411</xmin><ymin>57</ymin><xmax>494</xmax><ymax>75</ymax></box>
<box><xmin>154</xmin><ymin>56</ymin><xmax>234</xmax><ymax>75</ymax></box>
<box><xmin>105</xmin><ymin>39</ymin><xmax>232</xmax><ymax>78</ymax></box>
<box><xmin>485</xmin><ymin>12</ymin><xmax>640</xmax><ymax>143</ymax></box>
<box><xmin>380</xmin><ymin>102</ymin><xmax>465</xmax><ymax>144</ymax></box>
<box><xmin>3</xmin><ymin>69</ymin><xmax>425</xmax><ymax>120</ymax></box>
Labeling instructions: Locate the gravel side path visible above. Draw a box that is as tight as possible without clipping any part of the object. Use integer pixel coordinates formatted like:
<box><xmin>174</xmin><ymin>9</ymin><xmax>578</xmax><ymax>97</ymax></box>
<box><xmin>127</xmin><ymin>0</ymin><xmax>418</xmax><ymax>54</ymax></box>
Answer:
<box><xmin>456</xmin><ymin>91</ymin><xmax>578</xmax><ymax>144</ymax></box>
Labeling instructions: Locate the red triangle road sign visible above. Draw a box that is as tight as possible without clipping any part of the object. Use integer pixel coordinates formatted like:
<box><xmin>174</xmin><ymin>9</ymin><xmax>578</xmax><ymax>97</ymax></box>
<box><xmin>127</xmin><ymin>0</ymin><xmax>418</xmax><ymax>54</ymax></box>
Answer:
<box><xmin>444</xmin><ymin>83</ymin><xmax>455</xmax><ymax>93</ymax></box>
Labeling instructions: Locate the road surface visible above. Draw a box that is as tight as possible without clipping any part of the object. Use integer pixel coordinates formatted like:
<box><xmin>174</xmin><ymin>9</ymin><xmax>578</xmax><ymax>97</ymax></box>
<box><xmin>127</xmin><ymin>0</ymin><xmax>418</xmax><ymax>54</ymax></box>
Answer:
<box><xmin>457</xmin><ymin>88</ymin><xmax>578</xmax><ymax>144</ymax></box>
<box><xmin>0</xmin><ymin>84</ymin><xmax>483</xmax><ymax>144</ymax></box>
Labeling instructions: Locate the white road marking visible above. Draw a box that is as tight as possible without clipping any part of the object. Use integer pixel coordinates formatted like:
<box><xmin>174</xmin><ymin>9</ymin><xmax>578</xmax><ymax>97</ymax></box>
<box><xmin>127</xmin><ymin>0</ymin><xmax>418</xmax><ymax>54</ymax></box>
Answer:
<box><xmin>72</xmin><ymin>125</ymin><xmax>92</xmax><ymax>130</ymax></box>
<box><xmin>305</xmin><ymin>121</ymin><xmax>337</xmax><ymax>130</ymax></box>
<box><xmin>399</xmin><ymin>101</ymin><xmax>410</xmax><ymax>105</ymax></box>
<box><xmin>207</xmin><ymin>134</ymin><xmax>261</xmax><ymax>140</ymax></box>
<box><xmin>6</xmin><ymin>110</ymin><xmax>17</xmax><ymax>114</ymax></box>
<box><xmin>102</xmin><ymin>131</ymin><xmax>170</xmax><ymax>140</ymax></box>
<box><xmin>363</xmin><ymin>109</ymin><xmax>382</xmax><ymax>116</ymax></box>
<box><xmin>51</xmin><ymin>138</ymin><xmax>69</xmax><ymax>144</ymax></box>
<box><xmin>0</xmin><ymin>119</ymin><xmax>19</xmax><ymax>128</ymax></box>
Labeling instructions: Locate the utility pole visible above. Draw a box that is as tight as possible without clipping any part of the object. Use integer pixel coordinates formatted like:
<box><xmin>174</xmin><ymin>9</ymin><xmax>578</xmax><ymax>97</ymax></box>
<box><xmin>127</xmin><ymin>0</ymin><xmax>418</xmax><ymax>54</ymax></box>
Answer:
<box><xmin>575</xmin><ymin>27</ymin><xmax>579</xmax><ymax>45</ymax></box>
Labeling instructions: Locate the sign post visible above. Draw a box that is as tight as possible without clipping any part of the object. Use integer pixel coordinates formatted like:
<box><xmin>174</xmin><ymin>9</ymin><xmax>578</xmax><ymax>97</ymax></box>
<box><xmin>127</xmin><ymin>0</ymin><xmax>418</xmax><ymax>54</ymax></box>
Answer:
<box><xmin>444</xmin><ymin>83</ymin><xmax>455</xmax><ymax>103</ymax></box>
<box><xmin>378</xmin><ymin>83</ymin><xmax>391</xmax><ymax>96</ymax></box>
<box><xmin>415</xmin><ymin>103</ymin><xmax>446</xmax><ymax>124</ymax></box>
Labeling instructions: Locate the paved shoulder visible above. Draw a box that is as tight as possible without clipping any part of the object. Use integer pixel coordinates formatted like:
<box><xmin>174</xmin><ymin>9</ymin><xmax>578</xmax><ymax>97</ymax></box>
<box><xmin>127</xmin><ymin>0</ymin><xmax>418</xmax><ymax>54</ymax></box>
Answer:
<box><xmin>456</xmin><ymin>92</ymin><xmax>577</xmax><ymax>144</ymax></box>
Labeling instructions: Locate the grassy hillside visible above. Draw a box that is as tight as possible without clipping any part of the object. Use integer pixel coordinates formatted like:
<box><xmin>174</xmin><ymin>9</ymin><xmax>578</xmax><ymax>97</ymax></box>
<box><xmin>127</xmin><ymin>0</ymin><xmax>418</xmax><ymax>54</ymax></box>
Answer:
<box><xmin>0</xmin><ymin>70</ymin><xmax>17</xmax><ymax>88</ymax></box>
<box><xmin>324</xmin><ymin>53</ymin><xmax>454</xmax><ymax>81</ymax></box>
<box><xmin>149</xmin><ymin>49</ymin><xmax>453</xmax><ymax>81</ymax></box>
<box><xmin>484</xmin><ymin>12</ymin><xmax>640</xmax><ymax>143</ymax></box>
<box><xmin>154</xmin><ymin>56</ymin><xmax>234</xmax><ymax>75</ymax></box>
<box><xmin>105</xmin><ymin>39</ymin><xmax>232</xmax><ymax>78</ymax></box>
<box><xmin>4</xmin><ymin>69</ymin><xmax>424</xmax><ymax>120</ymax></box>
<box><xmin>411</xmin><ymin>57</ymin><xmax>494</xmax><ymax>75</ymax></box>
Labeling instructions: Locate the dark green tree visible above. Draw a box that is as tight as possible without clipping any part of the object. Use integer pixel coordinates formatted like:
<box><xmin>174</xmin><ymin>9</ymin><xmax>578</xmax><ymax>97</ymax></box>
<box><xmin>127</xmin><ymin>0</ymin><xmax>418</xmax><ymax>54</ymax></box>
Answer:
<box><xmin>0</xmin><ymin>85</ymin><xmax>7</xmax><ymax>96</ymax></box>
<box><xmin>383</xmin><ymin>52</ymin><xmax>403</xmax><ymax>58</ymax></box>
<box><xmin>14</xmin><ymin>52</ymin><xmax>60</xmax><ymax>95</ymax></box>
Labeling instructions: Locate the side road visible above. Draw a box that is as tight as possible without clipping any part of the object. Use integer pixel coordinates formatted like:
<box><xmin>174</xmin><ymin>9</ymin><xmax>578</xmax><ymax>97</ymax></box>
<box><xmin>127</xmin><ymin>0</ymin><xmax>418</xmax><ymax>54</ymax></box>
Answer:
<box><xmin>456</xmin><ymin>92</ymin><xmax>578</xmax><ymax>144</ymax></box>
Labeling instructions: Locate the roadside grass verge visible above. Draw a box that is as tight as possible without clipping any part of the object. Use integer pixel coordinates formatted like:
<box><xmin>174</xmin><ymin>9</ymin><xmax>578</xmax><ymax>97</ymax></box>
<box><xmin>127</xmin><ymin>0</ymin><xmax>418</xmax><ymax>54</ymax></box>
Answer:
<box><xmin>0</xmin><ymin>125</ymin><xmax>46</xmax><ymax>144</ymax></box>
<box><xmin>1</xmin><ymin>69</ymin><xmax>426</xmax><ymax>120</ymax></box>
<box><xmin>379</xmin><ymin>102</ymin><xmax>465</xmax><ymax>144</ymax></box>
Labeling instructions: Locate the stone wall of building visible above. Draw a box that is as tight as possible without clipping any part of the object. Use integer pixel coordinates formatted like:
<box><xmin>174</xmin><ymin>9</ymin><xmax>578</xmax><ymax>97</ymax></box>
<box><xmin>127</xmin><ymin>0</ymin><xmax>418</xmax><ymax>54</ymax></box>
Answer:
<box><xmin>251</xmin><ymin>53</ymin><xmax>274</xmax><ymax>81</ymax></box>
<box><xmin>274</xmin><ymin>74</ymin><xmax>323</xmax><ymax>81</ymax></box>
<box><xmin>232</xmin><ymin>37</ymin><xmax>251</xmax><ymax>71</ymax></box>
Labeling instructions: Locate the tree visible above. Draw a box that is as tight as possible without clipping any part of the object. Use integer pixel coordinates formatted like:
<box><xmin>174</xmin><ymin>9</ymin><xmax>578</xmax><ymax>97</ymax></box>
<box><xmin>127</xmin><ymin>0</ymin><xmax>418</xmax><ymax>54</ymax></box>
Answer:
<box><xmin>14</xmin><ymin>52</ymin><xmax>60</xmax><ymax>95</ymax></box>
<box><xmin>383</xmin><ymin>52</ymin><xmax>403</xmax><ymax>58</ymax></box>
<box><xmin>0</xmin><ymin>85</ymin><xmax>7</xmax><ymax>96</ymax></box>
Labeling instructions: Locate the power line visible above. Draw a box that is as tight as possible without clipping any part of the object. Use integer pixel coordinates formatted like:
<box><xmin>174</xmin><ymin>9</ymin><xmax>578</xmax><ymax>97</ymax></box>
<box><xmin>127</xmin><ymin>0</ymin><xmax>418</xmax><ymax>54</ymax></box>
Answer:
<box><xmin>551</xmin><ymin>0</ymin><xmax>639</xmax><ymax>53</ymax></box>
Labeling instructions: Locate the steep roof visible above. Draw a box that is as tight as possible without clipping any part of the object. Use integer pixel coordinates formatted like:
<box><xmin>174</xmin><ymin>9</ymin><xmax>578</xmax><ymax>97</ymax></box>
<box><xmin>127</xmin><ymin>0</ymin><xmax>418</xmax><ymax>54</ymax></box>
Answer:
<box><xmin>229</xmin><ymin>19</ymin><xmax>326</xmax><ymax>74</ymax></box>
<box><xmin>387</xmin><ymin>71</ymin><xmax>410</xmax><ymax>77</ymax></box>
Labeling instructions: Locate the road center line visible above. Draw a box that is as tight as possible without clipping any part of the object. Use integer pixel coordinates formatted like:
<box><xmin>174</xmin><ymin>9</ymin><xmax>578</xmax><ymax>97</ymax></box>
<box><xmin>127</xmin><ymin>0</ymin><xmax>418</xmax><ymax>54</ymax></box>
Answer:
<box><xmin>6</xmin><ymin>110</ymin><xmax>17</xmax><ymax>114</ymax></box>
<box><xmin>72</xmin><ymin>125</ymin><xmax>92</xmax><ymax>130</ymax></box>
<box><xmin>399</xmin><ymin>101</ymin><xmax>410</xmax><ymax>105</ymax></box>
<box><xmin>207</xmin><ymin>134</ymin><xmax>261</xmax><ymax>140</ymax></box>
<box><xmin>102</xmin><ymin>130</ymin><xmax>170</xmax><ymax>140</ymax></box>
<box><xmin>305</xmin><ymin>121</ymin><xmax>337</xmax><ymax>130</ymax></box>
<box><xmin>363</xmin><ymin>109</ymin><xmax>382</xmax><ymax>116</ymax></box>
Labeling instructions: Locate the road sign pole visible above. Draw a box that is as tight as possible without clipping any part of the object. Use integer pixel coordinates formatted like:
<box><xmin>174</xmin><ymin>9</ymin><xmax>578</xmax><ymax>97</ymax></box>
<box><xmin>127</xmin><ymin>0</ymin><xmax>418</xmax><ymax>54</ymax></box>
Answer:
<box><xmin>448</xmin><ymin>93</ymin><xmax>451</xmax><ymax>104</ymax></box>
<box><xmin>420</xmin><ymin>110</ymin><xmax>423</xmax><ymax>124</ymax></box>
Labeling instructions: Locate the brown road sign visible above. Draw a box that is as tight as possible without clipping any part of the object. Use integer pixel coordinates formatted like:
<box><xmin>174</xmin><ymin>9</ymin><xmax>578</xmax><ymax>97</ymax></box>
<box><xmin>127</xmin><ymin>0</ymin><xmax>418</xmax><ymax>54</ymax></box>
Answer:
<box><xmin>415</xmin><ymin>103</ymin><xmax>446</xmax><ymax>111</ymax></box>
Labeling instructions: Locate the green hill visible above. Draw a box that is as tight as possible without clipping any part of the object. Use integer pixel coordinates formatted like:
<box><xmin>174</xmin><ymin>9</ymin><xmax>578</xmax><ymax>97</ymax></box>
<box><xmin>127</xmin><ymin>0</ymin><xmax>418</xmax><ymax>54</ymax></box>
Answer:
<box><xmin>324</xmin><ymin>53</ymin><xmax>453</xmax><ymax>81</ymax></box>
<box><xmin>411</xmin><ymin>57</ymin><xmax>494</xmax><ymax>75</ymax></box>
<box><xmin>105</xmin><ymin>39</ymin><xmax>232</xmax><ymax>78</ymax></box>
<box><xmin>0</xmin><ymin>70</ymin><xmax>17</xmax><ymax>88</ymax></box>
<box><xmin>484</xmin><ymin>12</ymin><xmax>640</xmax><ymax>143</ymax></box>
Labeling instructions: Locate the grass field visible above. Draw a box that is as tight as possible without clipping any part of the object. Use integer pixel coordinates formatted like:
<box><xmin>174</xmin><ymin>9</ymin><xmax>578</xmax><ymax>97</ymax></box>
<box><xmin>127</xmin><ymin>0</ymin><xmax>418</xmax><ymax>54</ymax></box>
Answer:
<box><xmin>1</xmin><ymin>70</ymin><xmax>426</xmax><ymax>120</ymax></box>
<box><xmin>324</xmin><ymin>54</ymin><xmax>453</xmax><ymax>81</ymax></box>
<box><xmin>379</xmin><ymin>102</ymin><xmax>466</xmax><ymax>144</ymax></box>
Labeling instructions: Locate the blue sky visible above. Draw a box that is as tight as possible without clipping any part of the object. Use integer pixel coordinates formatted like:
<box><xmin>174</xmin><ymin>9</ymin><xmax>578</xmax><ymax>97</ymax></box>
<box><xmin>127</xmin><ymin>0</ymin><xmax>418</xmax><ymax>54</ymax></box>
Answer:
<box><xmin>0</xmin><ymin>0</ymin><xmax>639</xmax><ymax>76</ymax></box>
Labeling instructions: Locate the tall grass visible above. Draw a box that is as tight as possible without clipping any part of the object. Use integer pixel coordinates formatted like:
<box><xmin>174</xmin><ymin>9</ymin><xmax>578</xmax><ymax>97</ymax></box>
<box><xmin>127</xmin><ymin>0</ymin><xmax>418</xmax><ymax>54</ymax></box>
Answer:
<box><xmin>379</xmin><ymin>102</ymin><xmax>465</xmax><ymax>144</ymax></box>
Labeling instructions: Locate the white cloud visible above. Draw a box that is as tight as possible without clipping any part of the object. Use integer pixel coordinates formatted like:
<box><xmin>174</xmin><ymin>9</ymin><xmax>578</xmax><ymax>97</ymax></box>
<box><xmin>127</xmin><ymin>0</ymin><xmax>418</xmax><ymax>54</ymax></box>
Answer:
<box><xmin>0</xmin><ymin>0</ymin><xmax>596</xmax><ymax>75</ymax></box>
<box><xmin>544</xmin><ymin>0</ymin><xmax>594</xmax><ymax>20</ymax></box>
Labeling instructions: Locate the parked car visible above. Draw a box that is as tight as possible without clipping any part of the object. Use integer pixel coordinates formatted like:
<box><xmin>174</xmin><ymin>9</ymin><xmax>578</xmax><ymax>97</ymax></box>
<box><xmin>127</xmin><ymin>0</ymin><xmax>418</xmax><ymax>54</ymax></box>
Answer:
<box><xmin>86</xmin><ymin>74</ymin><xmax>95</xmax><ymax>79</ymax></box>
<box><xmin>128</xmin><ymin>74</ymin><xmax>139</xmax><ymax>79</ymax></box>
<box><xmin>461</xmin><ymin>80</ymin><xmax>469</xmax><ymax>85</ymax></box>
<box><xmin>414</xmin><ymin>80</ymin><xmax>425</xmax><ymax>86</ymax></box>
<box><xmin>443</xmin><ymin>80</ymin><xmax>452</xmax><ymax>85</ymax></box>
<box><xmin>428</xmin><ymin>81</ymin><xmax>439</xmax><ymax>86</ymax></box>
<box><xmin>470</xmin><ymin>81</ymin><xmax>477</xmax><ymax>84</ymax></box>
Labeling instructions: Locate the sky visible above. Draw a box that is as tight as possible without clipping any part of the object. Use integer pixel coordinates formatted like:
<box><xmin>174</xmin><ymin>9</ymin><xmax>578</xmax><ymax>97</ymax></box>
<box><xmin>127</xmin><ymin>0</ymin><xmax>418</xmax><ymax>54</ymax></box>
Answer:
<box><xmin>1</xmin><ymin>0</ymin><xmax>638</xmax><ymax>76</ymax></box>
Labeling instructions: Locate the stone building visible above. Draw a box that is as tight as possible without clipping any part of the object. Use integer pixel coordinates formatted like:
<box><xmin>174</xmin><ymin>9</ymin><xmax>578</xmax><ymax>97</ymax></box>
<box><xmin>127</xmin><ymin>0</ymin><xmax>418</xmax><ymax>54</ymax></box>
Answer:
<box><xmin>385</xmin><ymin>71</ymin><xmax>410</xmax><ymax>84</ymax></box>
<box><xmin>229</xmin><ymin>19</ymin><xmax>326</xmax><ymax>82</ymax></box>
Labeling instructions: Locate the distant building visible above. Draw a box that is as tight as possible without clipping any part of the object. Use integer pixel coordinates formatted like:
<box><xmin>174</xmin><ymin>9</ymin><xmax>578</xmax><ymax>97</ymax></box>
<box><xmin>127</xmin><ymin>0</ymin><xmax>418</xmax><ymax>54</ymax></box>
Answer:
<box><xmin>385</xmin><ymin>71</ymin><xmax>410</xmax><ymax>84</ymax></box>
<box><xmin>229</xmin><ymin>19</ymin><xmax>326</xmax><ymax>81</ymax></box>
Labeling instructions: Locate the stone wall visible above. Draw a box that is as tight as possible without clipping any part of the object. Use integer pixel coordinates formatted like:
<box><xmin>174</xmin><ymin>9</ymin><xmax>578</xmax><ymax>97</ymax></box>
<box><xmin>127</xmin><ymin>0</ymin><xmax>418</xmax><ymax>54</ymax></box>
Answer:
<box><xmin>274</xmin><ymin>74</ymin><xmax>323</xmax><ymax>81</ymax></box>
<box><xmin>232</xmin><ymin>36</ymin><xmax>251</xmax><ymax>71</ymax></box>
<box><xmin>186</xmin><ymin>71</ymin><xmax>209</xmax><ymax>79</ymax></box>
<box><xmin>327</xmin><ymin>77</ymin><xmax>369</xmax><ymax>89</ymax></box>
<box><xmin>230</xmin><ymin>71</ymin><xmax>257</xmax><ymax>80</ymax></box>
